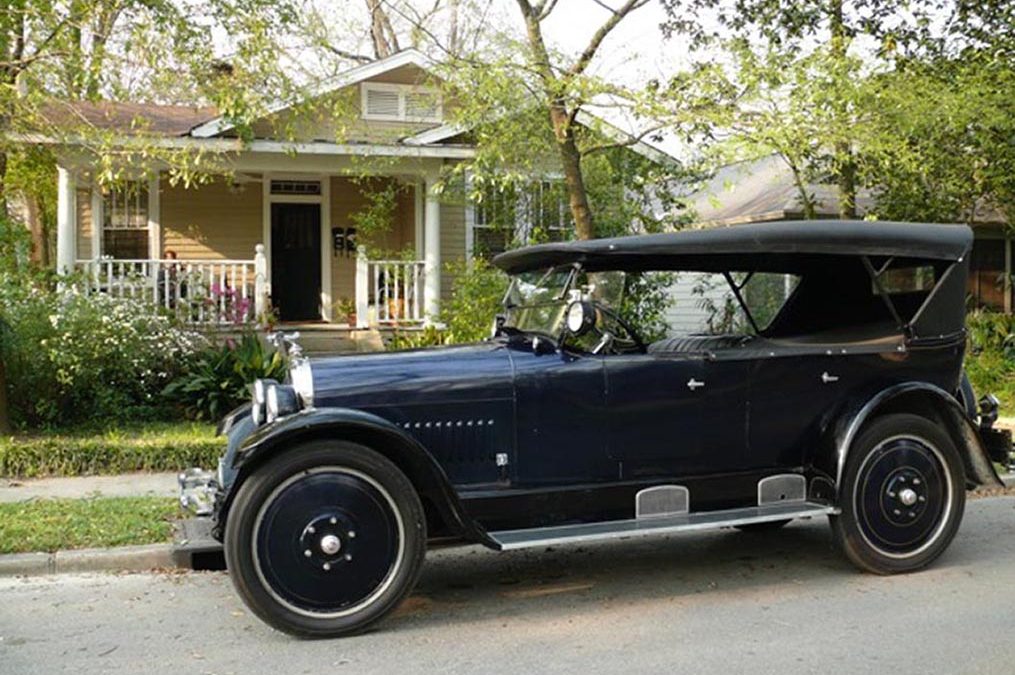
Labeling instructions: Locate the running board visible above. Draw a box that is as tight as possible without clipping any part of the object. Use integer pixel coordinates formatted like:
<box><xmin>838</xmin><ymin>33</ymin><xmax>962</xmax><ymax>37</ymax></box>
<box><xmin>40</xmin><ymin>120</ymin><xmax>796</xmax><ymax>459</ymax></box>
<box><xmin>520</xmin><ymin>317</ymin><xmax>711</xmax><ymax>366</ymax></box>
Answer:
<box><xmin>488</xmin><ymin>501</ymin><xmax>839</xmax><ymax>551</ymax></box>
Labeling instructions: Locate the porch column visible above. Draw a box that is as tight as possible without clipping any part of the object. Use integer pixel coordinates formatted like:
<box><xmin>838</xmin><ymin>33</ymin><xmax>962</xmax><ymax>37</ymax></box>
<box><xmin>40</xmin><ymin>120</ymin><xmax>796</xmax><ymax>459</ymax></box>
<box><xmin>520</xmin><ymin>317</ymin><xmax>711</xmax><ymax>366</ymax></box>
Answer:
<box><xmin>423</xmin><ymin>174</ymin><xmax>442</xmax><ymax>321</ymax></box>
<box><xmin>55</xmin><ymin>165</ymin><xmax>77</xmax><ymax>275</ymax></box>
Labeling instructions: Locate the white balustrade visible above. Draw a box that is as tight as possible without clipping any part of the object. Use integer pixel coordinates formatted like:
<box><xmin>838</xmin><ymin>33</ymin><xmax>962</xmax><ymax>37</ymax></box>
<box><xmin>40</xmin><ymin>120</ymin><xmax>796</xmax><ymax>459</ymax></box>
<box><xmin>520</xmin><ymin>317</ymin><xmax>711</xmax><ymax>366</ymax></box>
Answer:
<box><xmin>74</xmin><ymin>255</ymin><xmax>263</xmax><ymax>326</ymax></box>
<box><xmin>355</xmin><ymin>247</ymin><xmax>426</xmax><ymax>327</ymax></box>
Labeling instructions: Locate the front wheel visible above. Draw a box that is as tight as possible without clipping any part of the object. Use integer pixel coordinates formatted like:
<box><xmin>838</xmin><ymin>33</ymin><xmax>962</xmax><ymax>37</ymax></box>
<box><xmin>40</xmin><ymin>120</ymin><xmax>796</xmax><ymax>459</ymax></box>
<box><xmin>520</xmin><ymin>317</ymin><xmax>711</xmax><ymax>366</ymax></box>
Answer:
<box><xmin>224</xmin><ymin>440</ymin><xmax>426</xmax><ymax>638</ymax></box>
<box><xmin>831</xmin><ymin>413</ymin><xmax>965</xmax><ymax>575</ymax></box>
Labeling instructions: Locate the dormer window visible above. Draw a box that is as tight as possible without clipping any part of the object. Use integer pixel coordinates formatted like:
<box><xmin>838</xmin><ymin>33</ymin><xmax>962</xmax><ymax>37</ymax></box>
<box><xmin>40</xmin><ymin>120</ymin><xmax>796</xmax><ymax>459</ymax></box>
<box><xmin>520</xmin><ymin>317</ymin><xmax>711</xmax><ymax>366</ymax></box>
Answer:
<box><xmin>361</xmin><ymin>83</ymin><xmax>442</xmax><ymax>123</ymax></box>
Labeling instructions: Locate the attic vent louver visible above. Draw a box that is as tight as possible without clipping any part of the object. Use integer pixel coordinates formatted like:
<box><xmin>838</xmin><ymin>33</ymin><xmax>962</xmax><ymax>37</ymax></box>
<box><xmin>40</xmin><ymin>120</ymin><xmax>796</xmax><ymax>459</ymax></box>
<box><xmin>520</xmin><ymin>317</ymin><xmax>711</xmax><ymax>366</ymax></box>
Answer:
<box><xmin>365</xmin><ymin>88</ymin><xmax>401</xmax><ymax>118</ymax></box>
<box><xmin>361</xmin><ymin>83</ymin><xmax>442</xmax><ymax>123</ymax></box>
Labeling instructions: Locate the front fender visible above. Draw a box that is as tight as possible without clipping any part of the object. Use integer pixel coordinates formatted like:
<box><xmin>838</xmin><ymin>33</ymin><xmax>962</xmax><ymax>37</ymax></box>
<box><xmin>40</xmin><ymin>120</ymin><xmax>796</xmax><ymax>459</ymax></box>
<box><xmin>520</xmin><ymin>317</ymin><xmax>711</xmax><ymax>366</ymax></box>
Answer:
<box><xmin>220</xmin><ymin>408</ymin><xmax>494</xmax><ymax>546</ymax></box>
<box><xmin>824</xmin><ymin>382</ymin><xmax>1002</xmax><ymax>495</ymax></box>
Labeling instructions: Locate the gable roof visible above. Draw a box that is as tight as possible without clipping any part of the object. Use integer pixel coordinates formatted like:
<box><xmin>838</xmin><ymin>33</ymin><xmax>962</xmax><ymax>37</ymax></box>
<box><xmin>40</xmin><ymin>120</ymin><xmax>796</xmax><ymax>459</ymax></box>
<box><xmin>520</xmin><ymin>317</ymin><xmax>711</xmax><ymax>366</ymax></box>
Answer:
<box><xmin>42</xmin><ymin>100</ymin><xmax>217</xmax><ymax>137</ymax></box>
<box><xmin>402</xmin><ymin>109</ymin><xmax>676</xmax><ymax>165</ymax></box>
<box><xmin>189</xmin><ymin>49</ymin><xmax>436</xmax><ymax>138</ymax></box>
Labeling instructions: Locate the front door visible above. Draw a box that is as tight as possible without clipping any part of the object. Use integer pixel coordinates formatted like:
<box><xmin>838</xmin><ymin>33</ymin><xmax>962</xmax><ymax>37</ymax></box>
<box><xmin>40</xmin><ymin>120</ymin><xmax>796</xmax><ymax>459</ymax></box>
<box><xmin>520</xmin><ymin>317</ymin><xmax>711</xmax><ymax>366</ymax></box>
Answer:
<box><xmin>605</xmin><ymin>353</ymin><xmax>707</xmax><ymax>478</ymax></box>
<box><xmin>271</xmin><ymin>203</ymin><xmax>321</xmax><ymax>321</ymax></box>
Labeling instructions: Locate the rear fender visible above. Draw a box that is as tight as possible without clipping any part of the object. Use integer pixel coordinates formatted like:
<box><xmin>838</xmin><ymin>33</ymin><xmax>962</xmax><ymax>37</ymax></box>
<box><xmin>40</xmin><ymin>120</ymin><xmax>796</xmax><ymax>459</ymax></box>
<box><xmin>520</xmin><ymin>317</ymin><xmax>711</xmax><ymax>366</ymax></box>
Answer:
<box><xmin>818</xmin><ymin>382</ymin><xmax>1002</xmax><ymax>496</ymax></box>
<box><xmin>219</xmin><ymin>408</ymin><xmax>494</xmax><ymax>546</ymax></box>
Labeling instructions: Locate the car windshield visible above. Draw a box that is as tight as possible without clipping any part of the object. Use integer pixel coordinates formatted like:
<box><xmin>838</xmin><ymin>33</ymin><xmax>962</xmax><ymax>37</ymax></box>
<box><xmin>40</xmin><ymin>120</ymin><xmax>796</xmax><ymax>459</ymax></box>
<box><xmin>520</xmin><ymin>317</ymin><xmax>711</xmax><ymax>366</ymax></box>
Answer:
<box><xmin>502</xmin><ymin>266</ymin><xmax>802</xmax><ymax>344</ymax></box>
<box><xmin>503</xmin><ymin>267</ymin><xmax>625</xmax><ymax>338</ymax></box>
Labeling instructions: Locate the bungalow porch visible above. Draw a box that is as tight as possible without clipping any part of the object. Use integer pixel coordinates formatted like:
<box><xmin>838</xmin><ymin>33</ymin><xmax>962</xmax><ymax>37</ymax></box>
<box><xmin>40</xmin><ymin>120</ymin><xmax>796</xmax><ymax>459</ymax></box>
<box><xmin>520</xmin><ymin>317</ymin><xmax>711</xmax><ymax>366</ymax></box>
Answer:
<box><xmin>54</xmin><ymin>156</ymin><xmax>471</xmax><ymax>330</ymax></box>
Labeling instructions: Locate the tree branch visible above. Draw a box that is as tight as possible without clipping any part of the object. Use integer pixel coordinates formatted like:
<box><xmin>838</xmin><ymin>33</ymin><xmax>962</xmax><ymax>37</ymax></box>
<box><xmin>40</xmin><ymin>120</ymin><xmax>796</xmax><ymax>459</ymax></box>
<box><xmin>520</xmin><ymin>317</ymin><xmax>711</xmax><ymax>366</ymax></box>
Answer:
<box><xmin>568</xmin><ymin>0</ymin><xmax>649</xmax><ymax>78</ymax></box>
<box><xmin>322</xmin><ymin>45</ymin><xmax>375</xmax><ymax>63</ymax></box>
<box><xmin>582</xmin><ymin>121</ymin><xmax>669</xmax><ymax>156</ymax></box>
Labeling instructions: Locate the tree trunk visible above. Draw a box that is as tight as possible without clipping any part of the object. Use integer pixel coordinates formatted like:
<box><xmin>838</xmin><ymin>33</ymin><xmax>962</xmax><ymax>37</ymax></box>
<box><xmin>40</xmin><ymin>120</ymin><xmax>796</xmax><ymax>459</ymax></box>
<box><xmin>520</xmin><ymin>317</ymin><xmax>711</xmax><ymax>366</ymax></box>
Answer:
<box><xmin>550</xmin><ymin>107</ymin><xmax>595</xmax><ymax>239</ymax></box>
<box><xmin>366</xmin><ymin>0</ymin><xmax>399</xmax><ymax>58</ymax></box>
<box><xmin>0</xmin><ymin>351</ymin><xmax>9</xmax><ymax>435</ymax></box>
<box><xmin>25</xmin><ymin>193</ymin><xmax>48</xmax><ymax>267</ymax></box>
<box><xmin>0</xmin><ymin>149</ymin><xmax>9</xmax><ymax>434</ymax></box>
<box><xmin>518</xmin><ymin>2</ymin><xmax>596</xmax><ymax>240</ymax></box>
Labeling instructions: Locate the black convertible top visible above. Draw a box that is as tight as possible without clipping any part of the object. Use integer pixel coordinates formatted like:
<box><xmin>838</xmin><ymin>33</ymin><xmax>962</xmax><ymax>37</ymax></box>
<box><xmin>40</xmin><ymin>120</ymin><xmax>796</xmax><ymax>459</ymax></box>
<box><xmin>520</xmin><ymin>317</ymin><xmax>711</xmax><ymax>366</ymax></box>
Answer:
<box><xmin>492</xmin><ymin>220</ymin><xmax>973</xmax><ymax>274</ymax></box>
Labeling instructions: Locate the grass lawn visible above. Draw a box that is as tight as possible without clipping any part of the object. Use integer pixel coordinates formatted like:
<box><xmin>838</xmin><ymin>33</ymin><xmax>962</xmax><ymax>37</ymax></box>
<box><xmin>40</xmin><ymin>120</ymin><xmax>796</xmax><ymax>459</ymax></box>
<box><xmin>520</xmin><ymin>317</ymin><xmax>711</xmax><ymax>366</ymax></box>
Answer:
<box><xmin>0</xmin><ymin>496</ymin><xmax>180</xmax><ymax>554</ymax></box>
<box><xmin>0</xmin><ymin>421</ymin><xmax>221</xmax><ymax>478</ymax></box>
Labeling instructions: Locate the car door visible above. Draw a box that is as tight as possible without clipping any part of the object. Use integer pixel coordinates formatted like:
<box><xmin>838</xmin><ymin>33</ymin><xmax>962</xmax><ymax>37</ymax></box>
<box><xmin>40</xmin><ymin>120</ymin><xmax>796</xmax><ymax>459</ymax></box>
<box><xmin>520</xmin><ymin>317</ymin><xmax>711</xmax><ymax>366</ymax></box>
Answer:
<box><xmin>605</xmin><ymin>352</ymin><xmax>707</xmax><ymax>478</ymax></box>
<box><xmin>747</xmin><ymin>352</ymin><xmax>849</xmax><ymax>469</ymax></box>
<box><xmin>510</xmin><ymin>347</ymin><xmax>612</xmax><ymax>487</ymax></box>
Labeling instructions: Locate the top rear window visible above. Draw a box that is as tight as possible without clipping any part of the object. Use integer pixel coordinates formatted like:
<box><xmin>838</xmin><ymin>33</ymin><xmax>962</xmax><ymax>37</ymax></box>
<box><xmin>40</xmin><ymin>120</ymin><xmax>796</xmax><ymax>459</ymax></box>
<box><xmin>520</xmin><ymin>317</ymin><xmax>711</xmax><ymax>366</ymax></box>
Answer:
<box><xmin>875</xmin><ymin>265</ymin><xmax>936</xmax><ymax>295</ymax></box>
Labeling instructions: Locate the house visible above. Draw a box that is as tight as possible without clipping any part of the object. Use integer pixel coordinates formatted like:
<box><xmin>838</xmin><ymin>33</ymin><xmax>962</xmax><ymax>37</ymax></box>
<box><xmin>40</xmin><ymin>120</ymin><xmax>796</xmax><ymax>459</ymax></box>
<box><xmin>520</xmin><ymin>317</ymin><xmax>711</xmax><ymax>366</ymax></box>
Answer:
<box><xmin>683</xmin><ymin>154</ymin><xmax>1014</xmax><ymax>313</ymax></box>
<box><xmin>36</xmin><ymin>49</ymin><xmax>677</xmax><ymax>341</ymax></box>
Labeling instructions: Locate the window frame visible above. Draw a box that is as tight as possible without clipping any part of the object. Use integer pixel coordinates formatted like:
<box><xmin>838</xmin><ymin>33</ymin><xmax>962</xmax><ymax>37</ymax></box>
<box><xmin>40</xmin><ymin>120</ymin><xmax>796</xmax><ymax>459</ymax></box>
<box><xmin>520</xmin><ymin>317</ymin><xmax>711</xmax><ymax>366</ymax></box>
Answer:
<box><xmin>101</xmin><ymin>180</ymin><xmax>151</xmax><ymax>259</ymax></box>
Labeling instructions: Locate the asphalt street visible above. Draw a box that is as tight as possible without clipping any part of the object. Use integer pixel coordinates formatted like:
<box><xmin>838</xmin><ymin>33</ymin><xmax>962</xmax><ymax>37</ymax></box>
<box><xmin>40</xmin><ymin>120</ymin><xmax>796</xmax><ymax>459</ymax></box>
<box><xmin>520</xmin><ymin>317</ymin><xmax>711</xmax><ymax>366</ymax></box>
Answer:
<box><xmin>3</xmin><ymin>497</ymin><xmax>1015</xmax><ymax>675</ymax></box>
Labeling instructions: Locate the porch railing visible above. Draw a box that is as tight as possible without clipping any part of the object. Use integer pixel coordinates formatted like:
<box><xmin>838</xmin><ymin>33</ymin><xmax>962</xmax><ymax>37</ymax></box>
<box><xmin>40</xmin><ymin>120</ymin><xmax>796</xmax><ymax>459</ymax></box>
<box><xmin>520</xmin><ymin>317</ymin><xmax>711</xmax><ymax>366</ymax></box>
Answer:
<box><xmin>74</xmin><ymin>244</ymin><xmax>268</xmax><ymax>326</ymax></box>
<box><xmin>355</xmin><ymin>246</ymin><xmax>426</xmax><ymax>328</ymax></box>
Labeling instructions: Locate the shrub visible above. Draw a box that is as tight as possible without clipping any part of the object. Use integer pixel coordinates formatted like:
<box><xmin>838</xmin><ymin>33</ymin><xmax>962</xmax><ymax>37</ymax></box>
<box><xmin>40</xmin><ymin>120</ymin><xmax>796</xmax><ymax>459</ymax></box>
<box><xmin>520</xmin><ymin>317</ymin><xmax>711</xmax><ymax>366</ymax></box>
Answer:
<box><xmin>965</xmin><ymin>310</ymin><xmax>1015</xmax><ymax>413</ymax></box>
<box><xmin>163</xmin><ymin>332</ymin><xmax>288</xmax><ymax>420</ymax></box>
<box><xmin>0</xmin><ymin>422</ymin><xmax>221</xmax><ymax>477</ymax></box>
<box><xmin>388</xmin><ymin>258</ymin><xmax>509</xmax><ymax>350</ymax></box>
<box><xmin>0</xmin><ymin>276</ymin><xmax>206</xmax><ymax>429</ymax></box>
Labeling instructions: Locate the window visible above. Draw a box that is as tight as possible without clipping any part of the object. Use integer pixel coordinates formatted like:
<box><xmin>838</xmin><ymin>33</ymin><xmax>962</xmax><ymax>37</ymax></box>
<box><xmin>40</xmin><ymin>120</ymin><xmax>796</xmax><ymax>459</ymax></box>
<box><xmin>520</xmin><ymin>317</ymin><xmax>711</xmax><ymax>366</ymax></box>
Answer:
<box><xmin>874</xmin><ymin>265</ymin><xmax>936</xmax><ymax>295</ymax></box>
<box><xmin>270</xmin><ymin>179</ymin><xmax>321</xmax><ymax>196</ymax></box>
<box><xmin>102</xmin><ymin>181</ymin><xmax>149</xmax><ymax>259</ymax></box>
<box><xmin>472</xmin><ymin>180</ymin><xmax>573</xmax><ymax>259</ymax></box>
<box><xmin>361</xmin><ymin>83</ymin><xmax>443</xmax><ymax>123</ymax></box>
<box><xmin>967</xmin><ymin>238</ymin><xmax>1007</xmax><ymax>310</ymax></box>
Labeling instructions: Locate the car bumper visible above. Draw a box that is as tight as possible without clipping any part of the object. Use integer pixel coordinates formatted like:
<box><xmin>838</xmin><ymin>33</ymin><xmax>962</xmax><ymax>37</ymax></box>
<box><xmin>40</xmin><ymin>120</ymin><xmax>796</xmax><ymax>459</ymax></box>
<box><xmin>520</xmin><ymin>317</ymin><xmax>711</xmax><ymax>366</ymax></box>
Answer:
<box><xmin>178</xmin><ymin>466</ymin><xmax>220</xmax><ymax>517</ymax></box>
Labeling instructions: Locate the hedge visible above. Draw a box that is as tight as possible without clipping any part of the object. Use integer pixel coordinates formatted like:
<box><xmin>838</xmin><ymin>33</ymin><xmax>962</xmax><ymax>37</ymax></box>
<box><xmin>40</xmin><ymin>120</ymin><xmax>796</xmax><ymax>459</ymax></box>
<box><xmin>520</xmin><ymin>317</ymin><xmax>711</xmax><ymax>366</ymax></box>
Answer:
<box><xmin>0</xmin><ymin>422</ymin><xmax>223</xmax><ymax>478</ymax></box>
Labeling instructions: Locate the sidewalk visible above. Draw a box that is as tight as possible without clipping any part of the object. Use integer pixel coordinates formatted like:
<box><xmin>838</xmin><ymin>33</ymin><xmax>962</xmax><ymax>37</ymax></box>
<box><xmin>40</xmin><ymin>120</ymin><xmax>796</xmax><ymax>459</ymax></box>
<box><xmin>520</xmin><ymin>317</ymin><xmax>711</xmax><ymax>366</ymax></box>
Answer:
<box><xmin>0</xmin><ymin>472</ymin><xmax>179</xmax><ymax>503</ymax></box>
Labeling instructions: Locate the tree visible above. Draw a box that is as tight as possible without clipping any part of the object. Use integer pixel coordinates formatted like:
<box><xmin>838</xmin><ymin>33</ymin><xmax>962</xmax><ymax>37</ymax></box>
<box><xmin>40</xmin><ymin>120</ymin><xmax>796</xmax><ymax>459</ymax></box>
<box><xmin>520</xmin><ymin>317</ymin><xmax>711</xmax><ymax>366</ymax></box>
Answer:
<box><xmin>660</xmin><ymin>0</ymin><xmax>941</xmax><ymax>220</ymax></box>
<box><xmin>0</xmin><ymin>0</ymin><xmax>300</xmax><ymax>432</ymax></box>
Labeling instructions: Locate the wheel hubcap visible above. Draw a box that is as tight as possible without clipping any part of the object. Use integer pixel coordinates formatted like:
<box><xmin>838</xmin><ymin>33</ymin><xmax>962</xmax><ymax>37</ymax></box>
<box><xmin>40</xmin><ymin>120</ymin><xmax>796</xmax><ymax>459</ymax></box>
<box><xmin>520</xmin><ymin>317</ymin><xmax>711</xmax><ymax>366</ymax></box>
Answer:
<box><xmin>252</xmin><ymin>467</ymin><xmax>404</xmax><ymax>618</ymax></box>
<box><xmin>855</xmin><ymin>435</ymin><xmax>951</xmax><ymax>558</ymax></box>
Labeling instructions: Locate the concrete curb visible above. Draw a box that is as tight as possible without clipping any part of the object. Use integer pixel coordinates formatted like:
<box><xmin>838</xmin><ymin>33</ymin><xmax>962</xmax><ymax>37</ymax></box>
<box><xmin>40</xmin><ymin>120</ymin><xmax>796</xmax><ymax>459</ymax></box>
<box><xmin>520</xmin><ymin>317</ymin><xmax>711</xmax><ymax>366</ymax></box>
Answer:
<box><xmin>1002</xmin><ymin>473</ymin><xmax>1015</xmax><ymax>488</ymax></box>
<box><xmin>0</xmin><ymin>543</ymin><xmax>177</xmax><ymax>577</ymax></box>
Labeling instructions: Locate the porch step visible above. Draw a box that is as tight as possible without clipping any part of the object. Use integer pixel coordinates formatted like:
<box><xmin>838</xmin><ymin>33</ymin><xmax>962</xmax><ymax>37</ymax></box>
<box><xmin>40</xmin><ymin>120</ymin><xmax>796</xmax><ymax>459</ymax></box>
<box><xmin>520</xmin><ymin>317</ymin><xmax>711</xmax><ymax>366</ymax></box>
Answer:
<box><xmin>488</xmin><ymin>501</ymin><xmax>838</xmax><ymax>551</ymax></box>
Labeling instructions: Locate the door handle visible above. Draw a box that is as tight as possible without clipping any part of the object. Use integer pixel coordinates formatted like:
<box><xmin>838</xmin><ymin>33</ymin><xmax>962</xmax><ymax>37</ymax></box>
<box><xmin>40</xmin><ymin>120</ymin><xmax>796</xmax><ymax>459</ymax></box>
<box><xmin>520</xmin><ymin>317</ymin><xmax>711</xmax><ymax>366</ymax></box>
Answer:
<box><xmin>821</xmin><ymin>371</ymin><xmax>839</xmax><ymax>384</ymax></box>
<box><xmin>687</xmin><ymin>378</ymin><xmax>706</xmax><ymax>391</ymax></box>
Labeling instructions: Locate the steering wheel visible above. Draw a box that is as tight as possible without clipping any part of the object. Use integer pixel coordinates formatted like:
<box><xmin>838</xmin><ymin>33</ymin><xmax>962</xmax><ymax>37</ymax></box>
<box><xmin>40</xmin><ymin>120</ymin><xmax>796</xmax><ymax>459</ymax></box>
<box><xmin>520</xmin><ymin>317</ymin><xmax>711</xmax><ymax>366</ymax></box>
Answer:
<box><xmin>589</xmin><ymin>301</ymin><xmax>647</xmax><ymax>354</ymax></box>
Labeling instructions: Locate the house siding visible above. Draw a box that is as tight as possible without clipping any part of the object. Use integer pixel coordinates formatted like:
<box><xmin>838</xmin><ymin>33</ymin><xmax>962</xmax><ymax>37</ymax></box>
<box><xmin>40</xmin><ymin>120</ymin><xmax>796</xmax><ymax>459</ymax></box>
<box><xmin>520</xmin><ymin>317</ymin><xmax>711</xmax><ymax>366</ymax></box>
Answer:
<box><xmin>160</xmin><ymin>178</ymin><xmax>263</xmax><ymax>260</ymax></box>
<box><xmin>440</xmin><ymin>198</ymin><xmax>467</xmax><ymax>302</ymax></box>
<box><xmin>76</xmin><ymin>188</ymin><xmax>93</xmax><ymax>259</ymax></box>
<box><xmin>329</xmin><ymin>176</ymin><xmax>417</xmax><ymax>313</ymax></box>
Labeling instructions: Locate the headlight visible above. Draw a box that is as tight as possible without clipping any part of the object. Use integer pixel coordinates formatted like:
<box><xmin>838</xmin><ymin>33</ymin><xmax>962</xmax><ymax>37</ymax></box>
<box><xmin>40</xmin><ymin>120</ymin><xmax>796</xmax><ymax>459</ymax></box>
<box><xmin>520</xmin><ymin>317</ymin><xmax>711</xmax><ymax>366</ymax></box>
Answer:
<box><xmin>565</xmin><ymin>300</ymin><xmax>595</xmax><ymax>337</ymax></box>
<box><xmin>290</xmin><ymin>359</ymin><xmax>315</xmax><ymax>408</ymax></box>
<box><xmin>266</xmin><ymin>383</ymin><xmax>300</xmax><ymax>423</ymax></box>
<box><xmin>252</xmin><ymin>378</ymin><xmax>278</xmax><ymax>426</ymax></box>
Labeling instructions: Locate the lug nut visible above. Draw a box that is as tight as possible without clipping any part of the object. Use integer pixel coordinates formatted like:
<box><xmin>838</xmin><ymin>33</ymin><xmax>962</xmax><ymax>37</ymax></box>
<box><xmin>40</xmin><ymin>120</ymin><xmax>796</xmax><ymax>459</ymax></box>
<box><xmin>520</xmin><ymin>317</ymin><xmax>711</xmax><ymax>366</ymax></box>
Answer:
<box><xmin>330</xmin><ymin>517</ymin><xmax>337</xmax><ymax>525</ymax></box>
<box><xmin>344</xmin><ymin>553</ymin><xmax>352</xmax><ymax>561</ymax></box>
<box><xmin>307</xmin><ymin>526</ymin><xmax>315</xmax><ymax>534</ymax></box>
<box><xmin>323</xmin><ymin>562</ymin><xmax>331</xmax><ymax>571</ymax></box>
<box><xmin>304</xmin><ymin>549</ymin><xmax>312</xmax><ymax>558</ymax></box>
<box><xmin>348</xmin><ymin>531</ymin><xmax>356</xmax><ymax>538</ymax></box>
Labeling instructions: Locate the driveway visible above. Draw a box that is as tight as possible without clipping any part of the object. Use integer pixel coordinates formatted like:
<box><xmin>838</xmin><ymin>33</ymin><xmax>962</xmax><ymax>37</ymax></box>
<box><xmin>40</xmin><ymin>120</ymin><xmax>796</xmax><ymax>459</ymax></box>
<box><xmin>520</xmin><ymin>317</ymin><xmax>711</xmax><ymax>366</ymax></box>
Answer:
<box><xmin>2</xmin><ymin>497</ymin><xmax>1014</xmax><ymax>675</ymax></box>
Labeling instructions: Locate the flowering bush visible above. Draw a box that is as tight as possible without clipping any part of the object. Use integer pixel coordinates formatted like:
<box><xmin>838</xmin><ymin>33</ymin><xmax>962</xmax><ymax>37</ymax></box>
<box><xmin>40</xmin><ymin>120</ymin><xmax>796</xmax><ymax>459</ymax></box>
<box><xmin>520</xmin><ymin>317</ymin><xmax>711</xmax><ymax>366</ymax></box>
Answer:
<box><xmin>0</xmin><ymin>274</ymin><xmax>206</xmax><ymax>428</ymax></box>
<box><xmin>163</xmin><ymin>332</ymin><xmax>288</xmax><ymax>421</ymax></box>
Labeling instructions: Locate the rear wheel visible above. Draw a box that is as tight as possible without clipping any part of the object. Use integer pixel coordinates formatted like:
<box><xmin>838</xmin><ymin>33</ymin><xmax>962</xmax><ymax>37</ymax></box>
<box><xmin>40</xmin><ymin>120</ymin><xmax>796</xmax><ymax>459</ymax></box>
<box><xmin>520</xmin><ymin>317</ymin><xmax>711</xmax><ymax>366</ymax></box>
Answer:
<box><xmin>224</xmin><ymin>441</ymin><xmax>426</xmax><ymax>638</ymax></box>
<box><xmin>831</xmin><ymin>413</ymin><xmax>965</xmax><ymax>574</ymax></box>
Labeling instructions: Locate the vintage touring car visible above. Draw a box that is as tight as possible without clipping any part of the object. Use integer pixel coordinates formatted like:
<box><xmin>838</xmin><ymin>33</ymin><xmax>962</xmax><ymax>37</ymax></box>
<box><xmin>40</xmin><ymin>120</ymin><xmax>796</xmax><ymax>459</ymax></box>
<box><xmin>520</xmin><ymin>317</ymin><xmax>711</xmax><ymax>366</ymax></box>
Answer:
<box><xmin>181</xmin><ymin>220</ymin><xmax>1010</xmax><ymax>638</ymax></box>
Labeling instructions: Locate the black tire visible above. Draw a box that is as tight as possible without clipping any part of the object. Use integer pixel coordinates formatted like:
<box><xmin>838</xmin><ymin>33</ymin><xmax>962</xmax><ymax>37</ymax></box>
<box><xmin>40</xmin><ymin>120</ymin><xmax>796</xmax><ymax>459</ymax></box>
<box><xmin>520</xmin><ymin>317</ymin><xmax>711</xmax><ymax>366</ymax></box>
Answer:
<box><xmin>224</xmin><ymin>440</ymin><xmax>426</xmax><ymax>638</ymax></box>
<box><xmin>831</xmin><ymin>413</ymin><xmax>965</xmax><ymax>575</ymax></box>
<box><xmin>734</xmin><ymin>519</ymin><xmax>792</xmax><ymax>532</ymax></box>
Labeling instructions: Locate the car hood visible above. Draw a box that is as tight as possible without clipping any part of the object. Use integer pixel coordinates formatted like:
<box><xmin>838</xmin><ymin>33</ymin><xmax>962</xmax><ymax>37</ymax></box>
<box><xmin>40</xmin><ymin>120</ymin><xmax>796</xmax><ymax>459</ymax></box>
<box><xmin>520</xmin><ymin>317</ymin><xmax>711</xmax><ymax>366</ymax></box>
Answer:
<box><xmin>307</xmin><ymin>341</ymin><xmax>515</xmax><ymax>408</ymax></box>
